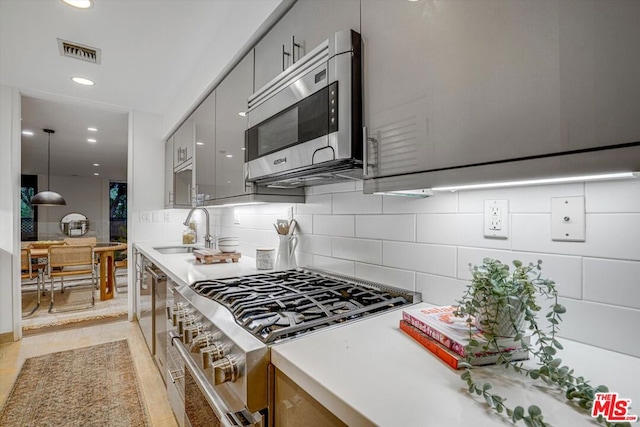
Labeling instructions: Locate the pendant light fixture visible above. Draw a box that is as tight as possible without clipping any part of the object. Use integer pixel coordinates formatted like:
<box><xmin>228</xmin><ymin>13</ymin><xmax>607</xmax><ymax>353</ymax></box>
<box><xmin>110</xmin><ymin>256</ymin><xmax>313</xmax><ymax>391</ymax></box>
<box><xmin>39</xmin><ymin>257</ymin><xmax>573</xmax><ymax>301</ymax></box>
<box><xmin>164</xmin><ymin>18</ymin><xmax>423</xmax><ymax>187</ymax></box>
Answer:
<box><xmin>30</xmin><ymin>129</ymin><xmax>67</xmax><ymax>206</ymax></box>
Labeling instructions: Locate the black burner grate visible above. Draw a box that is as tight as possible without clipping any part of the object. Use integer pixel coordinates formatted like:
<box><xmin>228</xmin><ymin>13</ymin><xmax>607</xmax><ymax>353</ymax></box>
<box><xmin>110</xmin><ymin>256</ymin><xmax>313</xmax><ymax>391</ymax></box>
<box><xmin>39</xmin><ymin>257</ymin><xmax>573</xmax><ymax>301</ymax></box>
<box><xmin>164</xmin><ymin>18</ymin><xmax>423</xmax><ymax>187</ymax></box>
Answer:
<box><xmin>190</xmin><ymin>269</ymin><xmax>416</xmax><ymax>344</ymax></box>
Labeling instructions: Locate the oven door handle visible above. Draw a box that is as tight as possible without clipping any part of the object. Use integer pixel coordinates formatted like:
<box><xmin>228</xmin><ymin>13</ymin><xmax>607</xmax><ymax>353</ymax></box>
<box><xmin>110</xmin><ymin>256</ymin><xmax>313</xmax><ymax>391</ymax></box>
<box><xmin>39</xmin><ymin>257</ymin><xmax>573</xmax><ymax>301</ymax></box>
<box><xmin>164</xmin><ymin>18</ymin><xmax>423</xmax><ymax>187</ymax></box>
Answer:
<box><xmin>169</xmin><ymin>331</ymin><xmax>260</xmax><ymax>427</ymax></box>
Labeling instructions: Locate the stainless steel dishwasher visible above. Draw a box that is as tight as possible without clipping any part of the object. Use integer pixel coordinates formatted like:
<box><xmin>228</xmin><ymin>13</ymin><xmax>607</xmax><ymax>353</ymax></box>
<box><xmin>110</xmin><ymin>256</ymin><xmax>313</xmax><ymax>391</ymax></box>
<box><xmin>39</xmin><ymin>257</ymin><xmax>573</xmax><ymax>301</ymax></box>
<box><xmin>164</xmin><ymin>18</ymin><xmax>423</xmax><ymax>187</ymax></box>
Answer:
<box><xmin>139</xmin><ymin>260</ymin><xmax>165</xmax><ymax>357</ymax></box>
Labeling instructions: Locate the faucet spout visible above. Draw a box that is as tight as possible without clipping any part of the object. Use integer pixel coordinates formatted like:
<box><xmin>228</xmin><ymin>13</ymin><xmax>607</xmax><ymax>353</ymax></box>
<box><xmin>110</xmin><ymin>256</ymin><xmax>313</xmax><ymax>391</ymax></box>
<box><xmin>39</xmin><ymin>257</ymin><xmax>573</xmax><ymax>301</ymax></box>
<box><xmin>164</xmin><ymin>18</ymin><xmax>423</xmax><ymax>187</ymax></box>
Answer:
<box><xmin>184</xmin><ymin>207</ymin><xmax>215</xmax><ymax>249</ymax></box>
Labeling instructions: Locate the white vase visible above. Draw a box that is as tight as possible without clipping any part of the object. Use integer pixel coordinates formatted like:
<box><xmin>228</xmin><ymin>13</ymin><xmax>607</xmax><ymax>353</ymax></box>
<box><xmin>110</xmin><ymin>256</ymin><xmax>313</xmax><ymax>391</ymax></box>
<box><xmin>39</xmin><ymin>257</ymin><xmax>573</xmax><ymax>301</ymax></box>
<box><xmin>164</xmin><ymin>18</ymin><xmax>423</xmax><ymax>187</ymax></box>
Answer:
<box><xmin>275</xmin><ymin>235</ymin><xmax>298</xmax><ymax>271</ymax></box>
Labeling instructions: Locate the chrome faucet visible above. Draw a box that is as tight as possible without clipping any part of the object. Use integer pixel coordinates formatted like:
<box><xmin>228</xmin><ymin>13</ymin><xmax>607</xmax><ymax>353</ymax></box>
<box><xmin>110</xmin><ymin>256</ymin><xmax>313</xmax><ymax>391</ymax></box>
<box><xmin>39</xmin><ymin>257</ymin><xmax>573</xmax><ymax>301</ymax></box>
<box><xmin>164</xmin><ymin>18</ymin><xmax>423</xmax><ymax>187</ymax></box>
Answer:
<box><xmin>183</xmin><ymin>207</ymin><xmax>215</xmax><ymax>249</ymax></box>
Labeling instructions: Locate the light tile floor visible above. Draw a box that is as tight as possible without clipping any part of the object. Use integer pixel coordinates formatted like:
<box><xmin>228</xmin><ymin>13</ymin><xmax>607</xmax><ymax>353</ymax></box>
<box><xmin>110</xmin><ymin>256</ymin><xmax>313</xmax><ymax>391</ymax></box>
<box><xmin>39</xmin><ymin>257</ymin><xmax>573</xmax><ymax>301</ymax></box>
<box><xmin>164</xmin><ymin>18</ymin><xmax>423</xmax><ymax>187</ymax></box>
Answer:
<box><xmin>0</xmin><ymin>319</ymin><xmax>178</xmax><ymax>427</ymax></box>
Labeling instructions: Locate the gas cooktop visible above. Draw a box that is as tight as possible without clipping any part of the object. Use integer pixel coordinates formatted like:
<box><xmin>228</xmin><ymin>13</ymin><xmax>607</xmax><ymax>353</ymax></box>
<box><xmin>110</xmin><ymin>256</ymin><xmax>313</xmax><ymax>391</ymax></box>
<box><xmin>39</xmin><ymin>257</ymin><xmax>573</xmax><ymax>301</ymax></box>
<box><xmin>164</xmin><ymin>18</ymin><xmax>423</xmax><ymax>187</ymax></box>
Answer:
<box><xmin>189</xmin><ymin>268</ymin><xmax>420</xmax><ymax>344</ymax></box>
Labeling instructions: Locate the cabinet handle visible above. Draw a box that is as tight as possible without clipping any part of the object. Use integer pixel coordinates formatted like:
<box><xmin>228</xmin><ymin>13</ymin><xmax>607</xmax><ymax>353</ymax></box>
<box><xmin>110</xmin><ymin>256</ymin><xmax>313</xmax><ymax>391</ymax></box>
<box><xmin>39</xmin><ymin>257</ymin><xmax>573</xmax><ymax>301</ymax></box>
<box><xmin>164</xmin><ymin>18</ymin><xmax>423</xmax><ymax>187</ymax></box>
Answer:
<box><xmin>282</xmin><ymin>44</ymin><xmax>291</xmax><ymax>71</ymax></box>
<box><xmin>363</xmin><ymin>127</ymin><xmax>378</xmax><ymax>178</ymax></box>
<box><xmin>291</xmin><ymin>35</ymin><xmax>301</xmax><ymax>64</ymax></box>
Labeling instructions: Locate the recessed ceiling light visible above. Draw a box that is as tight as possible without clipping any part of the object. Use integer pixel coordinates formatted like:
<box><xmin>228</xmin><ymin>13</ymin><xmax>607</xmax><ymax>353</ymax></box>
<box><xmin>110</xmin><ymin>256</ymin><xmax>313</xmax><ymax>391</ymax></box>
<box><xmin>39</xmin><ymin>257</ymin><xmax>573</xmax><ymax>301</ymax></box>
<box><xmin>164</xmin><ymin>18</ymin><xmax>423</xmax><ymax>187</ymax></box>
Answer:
<box><xmin>94</xmin><ymin>172</ymin><xmax>99</xmax><ymax>176</ymax></box>
<box><xmin>196</xmin><ymin>141</ymin><xmax>204</xmax><ymax>146</ymax></box>
<box><xmin>238</xmin><ymin>112</ymin><xmax>247</xmax><ymax>117</ymax></box>
<box><xmin>93</xmin><ymin>163</ymin><xmax>99</xmax><ymax>166</ymax></box>
<box><xmin>241</xmin><ymin>147</ymin><xmax>246</xmax><ymax>151</ymax></box>
<box><xmin>88</xmin><ymin>127</ymin><xmax>98</xmax><ymax>132</ymax></box>
<box><xmin>61</xmin><ymin>0</ymin><xmax>94</xmax><ymax>9</ymax></box>
<box><xmin>87</xmin><ymin>138</ymin><xmax>97</xmax><ymax>143</ymax></box>
<box><xmin>226</xmin><ymin>154</ymin><xmax>233</xmax><ymax>158</ymax></box>
<box><xmin>22</xmin><ymin>130</ymin><xmax>34</xmax><ymax>136</ymax></box>
<box><xmin>72</xmin><ymin>76</ymin><xmax>95</xmax><ymax>86</ymax></box>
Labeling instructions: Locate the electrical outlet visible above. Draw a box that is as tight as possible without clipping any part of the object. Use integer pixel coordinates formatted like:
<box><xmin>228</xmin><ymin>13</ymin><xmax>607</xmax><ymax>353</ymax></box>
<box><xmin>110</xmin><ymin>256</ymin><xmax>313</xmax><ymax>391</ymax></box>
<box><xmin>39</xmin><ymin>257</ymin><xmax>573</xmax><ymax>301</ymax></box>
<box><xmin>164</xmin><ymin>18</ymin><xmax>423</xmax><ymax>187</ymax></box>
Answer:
<box><xmin>233</xmin><ymin>208</ymin><xmax>240</xmax><ymax>225</ymax></box>
<box><xmin>484</xmin><ymin>200</ymin><xmax>509</xmax><ymax>239</ymax></box>
<box><xmin>152</xmin><ymin>211</ymin><xmax>161</xmax><ymax>222</ymax></box>
<box><xmin>139</xmin><ymin>212</ymin><xmax>150</xmax><ymax>222</ymax></box>
<box><xmin>164</xmin><ymin>211</ymin><xmax>171</xmax><ymax>222</ymax></box>
<box><xmin>287</xmin><ymin>206</ymin><xmax>294</xmax><ymax>221</ymax></box>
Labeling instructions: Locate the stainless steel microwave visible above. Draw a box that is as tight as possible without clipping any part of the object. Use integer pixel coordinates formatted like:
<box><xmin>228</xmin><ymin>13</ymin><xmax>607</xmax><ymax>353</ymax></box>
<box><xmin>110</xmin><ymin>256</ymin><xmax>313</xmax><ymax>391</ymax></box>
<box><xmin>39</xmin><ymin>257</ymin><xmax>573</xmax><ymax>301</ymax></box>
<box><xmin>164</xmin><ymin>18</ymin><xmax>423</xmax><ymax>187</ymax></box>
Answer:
<box><xmin>245</xmin><ymin>29</ymin><xmax>362</xmax><ymax>188</ymax></box>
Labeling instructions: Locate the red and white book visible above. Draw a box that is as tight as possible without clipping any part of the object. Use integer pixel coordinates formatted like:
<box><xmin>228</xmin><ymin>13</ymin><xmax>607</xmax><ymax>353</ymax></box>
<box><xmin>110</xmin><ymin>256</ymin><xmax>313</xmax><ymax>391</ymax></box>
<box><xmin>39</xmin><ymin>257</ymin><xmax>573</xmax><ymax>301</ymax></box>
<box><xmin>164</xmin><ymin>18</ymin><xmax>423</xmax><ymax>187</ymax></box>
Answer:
<box><xmin>399</xmin><ymin>320</ymin><xmax>529</xmax><ymax>370</ymax></box>
<box><xmin>402</xmin><ymin>305</ymin><xmax>530</xmax><ymax>358</ymax></box>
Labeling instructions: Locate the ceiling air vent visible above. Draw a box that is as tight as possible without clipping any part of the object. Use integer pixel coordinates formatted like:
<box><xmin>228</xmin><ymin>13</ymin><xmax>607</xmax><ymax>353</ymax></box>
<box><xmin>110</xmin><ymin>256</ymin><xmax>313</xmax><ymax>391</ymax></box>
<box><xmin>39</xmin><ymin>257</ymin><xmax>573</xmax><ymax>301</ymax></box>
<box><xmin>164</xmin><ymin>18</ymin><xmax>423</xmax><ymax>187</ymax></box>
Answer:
<box><xmin>57</xmin><ymin>38</ymin><xmax>101</xmax><ymax>64</ymax></box>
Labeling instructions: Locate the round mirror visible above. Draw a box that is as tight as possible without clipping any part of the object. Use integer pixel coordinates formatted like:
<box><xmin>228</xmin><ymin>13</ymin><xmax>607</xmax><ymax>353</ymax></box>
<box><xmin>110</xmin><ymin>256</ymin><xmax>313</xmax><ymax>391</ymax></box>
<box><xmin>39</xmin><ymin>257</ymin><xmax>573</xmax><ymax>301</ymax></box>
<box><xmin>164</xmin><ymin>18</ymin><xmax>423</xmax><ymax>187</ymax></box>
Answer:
<box><xmin>60</xmin><ymin>213</ymin><xmax>90</xmax><ymax>236</ymax></box>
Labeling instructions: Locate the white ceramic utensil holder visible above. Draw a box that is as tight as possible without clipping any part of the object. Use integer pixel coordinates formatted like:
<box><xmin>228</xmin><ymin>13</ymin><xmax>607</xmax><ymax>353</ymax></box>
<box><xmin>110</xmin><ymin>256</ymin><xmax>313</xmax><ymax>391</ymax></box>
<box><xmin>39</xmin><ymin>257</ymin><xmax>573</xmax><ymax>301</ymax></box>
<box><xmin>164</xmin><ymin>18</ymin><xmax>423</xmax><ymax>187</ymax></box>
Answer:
<box><xmin>275</xmin><ymin>235</ymin><xmax>298</xmax><ymax>271</ymax></box>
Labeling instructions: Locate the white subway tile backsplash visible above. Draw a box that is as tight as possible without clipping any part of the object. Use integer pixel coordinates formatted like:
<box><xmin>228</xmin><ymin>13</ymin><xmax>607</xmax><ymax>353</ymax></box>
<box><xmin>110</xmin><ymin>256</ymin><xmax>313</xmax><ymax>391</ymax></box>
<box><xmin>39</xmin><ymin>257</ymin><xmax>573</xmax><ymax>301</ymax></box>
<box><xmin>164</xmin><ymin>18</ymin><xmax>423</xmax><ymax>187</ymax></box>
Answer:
<box><xmin>586</xmin><ymin>179</ymin><xmax>640</xmax><ymax>213</ymax></box>
<box><xmin>332</xmin><ymin>237</ymin><xmax>382</xmax><ymax>264</ymax></box>
<box><xmin>557</xmin><ymin>298</ymin><xmax>640</xmax><ymax>357</ymax></box>
<box><xmin>512</xmin><ymin>213</ymin><xmax>640</xmax><ymax>261</ymax></box>
<box><xmin>218</xmin><ymin>179</ymin><xmax>639</xmax><ymax>355</ymax></box>
<box><xmin>356</xmin><ymin>215</ymin><xmax>415</xmax><ymax>242</ymax></box>
<box><xmin>312</xmin><ymin>255</ymin><xmax>355</xmax><ymax>277</ymax></box>
<box><xmin>415</xmin><ymin>273</ymin><xmax>469</xmax><ymax>307</ymax></box>
<box><xmin>583</xmin><ymin>258</ymin><xmax>640</xmax><ymax>309</ymax></box>
<box><xmin>332</xmin><ymin>191</ymin><xmax>382</xmax><ymax>214</ymax></box>
<box><xmin>354</xmin><ymin>263</ymin><xmax>415</xmax><ymax>292</ymax></box>
<box><xmin>383</xmin><ymin>241</ymin><xmax>456</xmax><ymax>277</ymax></box>
<box><xmin>456</xmin><ymin>247</ymin><xmax>583</xmax><ymax>299</ymax></box>
<box><xmin>313</xmin><ymin>215</ymin><xmax>355</xmax><ymax>237</ymax></box>
<box><xmin>298</xmin><ymin>234</ymin><xmax>332</xmax><ymax>256</ymax></box>
<box><xmin>296</xmin><ymin>194</ymin><xmax>332</xmax><ymax>215</ymax></box>
<box><xmin>416</xmin><ymin>213</ymin><xmax>511</xmax><ymax>250</ymax></box>
<box><xmin>458</xmin><ymin>183</ymin><xmax>584</xmax><ymax>213</ymax></box>
<box><xmin>382</xmin><ymin>191</ymin><xmax>458</xmax><ymax>214</ymax></box>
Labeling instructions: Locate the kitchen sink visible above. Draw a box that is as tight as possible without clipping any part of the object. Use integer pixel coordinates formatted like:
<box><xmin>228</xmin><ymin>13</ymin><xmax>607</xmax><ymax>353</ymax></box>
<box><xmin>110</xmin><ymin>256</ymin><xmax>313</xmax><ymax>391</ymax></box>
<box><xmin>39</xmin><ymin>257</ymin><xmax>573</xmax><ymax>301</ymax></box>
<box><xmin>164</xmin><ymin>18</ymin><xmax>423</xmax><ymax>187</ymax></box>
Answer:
<box><xmin>153</xmin><ymin>246</ymin><xmax>202</xmax><ymax>254</ymax></box>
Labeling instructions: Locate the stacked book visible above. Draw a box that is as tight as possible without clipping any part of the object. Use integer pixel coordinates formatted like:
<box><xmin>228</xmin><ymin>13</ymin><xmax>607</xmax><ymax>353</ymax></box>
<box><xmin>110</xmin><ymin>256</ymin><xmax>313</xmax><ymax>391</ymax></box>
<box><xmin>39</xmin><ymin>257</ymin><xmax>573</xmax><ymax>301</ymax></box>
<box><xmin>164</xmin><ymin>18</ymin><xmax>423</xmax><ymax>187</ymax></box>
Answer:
<box><xmin>400</xmin><ymin>305</ymin><xmax>530</xmax><ymax>370</ymax></box>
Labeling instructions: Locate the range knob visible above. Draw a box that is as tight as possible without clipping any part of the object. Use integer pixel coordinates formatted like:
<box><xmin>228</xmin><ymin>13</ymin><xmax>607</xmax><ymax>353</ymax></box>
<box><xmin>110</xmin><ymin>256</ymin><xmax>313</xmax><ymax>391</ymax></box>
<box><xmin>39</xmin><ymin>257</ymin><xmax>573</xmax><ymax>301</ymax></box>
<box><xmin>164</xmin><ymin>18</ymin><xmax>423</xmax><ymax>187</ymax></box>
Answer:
<box><xmin>183</xmin><ymin>322</ymin><xmax>203</xmax><ymax>345</ymax></box>
<box><xmin>213</xmin><ymin>356</ymin><xmax>239</xmax><ymax>385</ymax></box>
<box><xmin>201</xmin><ymin>342</ymin><xmax>226</xmax><ymax>369</ymax></box>
<box><xmin>171</xmin><ymin>303</ymin><xmax>185</xmax><ymax>326</ymax></box>
<box><xmin>190</xmin><ymin>332</ymin><xmax>214</xmax><ymax>353</ymax></box>
<box><xmin>177</xmin><ymin>313</ymin><xmax>195</xmax><ymax>336</ymax></box>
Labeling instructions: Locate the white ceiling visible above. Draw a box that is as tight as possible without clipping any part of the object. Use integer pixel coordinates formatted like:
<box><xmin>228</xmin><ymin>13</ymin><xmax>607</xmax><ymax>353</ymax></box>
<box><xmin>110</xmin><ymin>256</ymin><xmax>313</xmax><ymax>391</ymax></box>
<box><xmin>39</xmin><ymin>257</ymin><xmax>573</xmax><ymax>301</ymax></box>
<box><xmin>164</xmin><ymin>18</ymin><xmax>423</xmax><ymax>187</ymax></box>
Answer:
<box><xmin>0</xmin><ymin>0</ymin><xmax>281</xmax><ymax>180</ymax></box>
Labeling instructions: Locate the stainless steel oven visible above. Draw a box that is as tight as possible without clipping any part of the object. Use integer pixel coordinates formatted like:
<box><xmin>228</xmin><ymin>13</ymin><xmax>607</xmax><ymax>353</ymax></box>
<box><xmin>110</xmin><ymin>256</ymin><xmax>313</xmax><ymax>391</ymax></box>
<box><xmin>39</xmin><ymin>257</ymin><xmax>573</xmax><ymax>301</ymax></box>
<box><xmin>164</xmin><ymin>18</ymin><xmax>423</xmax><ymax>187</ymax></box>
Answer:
<box><xmin>167</xmin><ymin>268</ymin><xmax>420</xmax><ymax>426</ymax></box>
<box><xmin>245</xmin><ymin>29</ymin><xmax>362</xmax><ymax>188</ymax></box>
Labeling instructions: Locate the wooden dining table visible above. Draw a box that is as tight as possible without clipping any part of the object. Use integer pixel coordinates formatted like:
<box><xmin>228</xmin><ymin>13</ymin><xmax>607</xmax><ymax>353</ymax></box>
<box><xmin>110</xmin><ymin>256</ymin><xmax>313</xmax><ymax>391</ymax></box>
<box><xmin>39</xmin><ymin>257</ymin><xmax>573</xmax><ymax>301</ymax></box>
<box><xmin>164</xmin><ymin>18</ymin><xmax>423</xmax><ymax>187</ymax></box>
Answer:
<box><xmin>27</xmin><ymin>242</ymin><xmax>127</xmax><ymax>301</ymax></box>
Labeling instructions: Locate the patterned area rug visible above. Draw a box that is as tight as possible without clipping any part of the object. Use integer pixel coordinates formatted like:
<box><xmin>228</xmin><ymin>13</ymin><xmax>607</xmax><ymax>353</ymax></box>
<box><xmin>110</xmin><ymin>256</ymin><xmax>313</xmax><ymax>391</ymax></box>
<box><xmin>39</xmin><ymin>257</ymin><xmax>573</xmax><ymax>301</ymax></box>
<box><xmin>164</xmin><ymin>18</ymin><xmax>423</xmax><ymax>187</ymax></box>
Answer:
<box><xmin>0</xmin><ymin>340</ymin><xmax>150</xmax><ymax>427</ymax></box>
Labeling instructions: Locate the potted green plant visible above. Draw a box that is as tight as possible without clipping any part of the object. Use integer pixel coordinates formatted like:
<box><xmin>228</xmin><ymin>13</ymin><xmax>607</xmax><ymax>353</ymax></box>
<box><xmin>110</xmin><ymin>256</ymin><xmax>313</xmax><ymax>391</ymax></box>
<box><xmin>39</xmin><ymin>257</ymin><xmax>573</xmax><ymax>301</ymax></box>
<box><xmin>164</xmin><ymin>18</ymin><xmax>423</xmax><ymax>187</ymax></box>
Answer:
<box><xmin>454</xmin><ymin>258</ymin><xmax>622</xmax><ymax>427</ymax></box>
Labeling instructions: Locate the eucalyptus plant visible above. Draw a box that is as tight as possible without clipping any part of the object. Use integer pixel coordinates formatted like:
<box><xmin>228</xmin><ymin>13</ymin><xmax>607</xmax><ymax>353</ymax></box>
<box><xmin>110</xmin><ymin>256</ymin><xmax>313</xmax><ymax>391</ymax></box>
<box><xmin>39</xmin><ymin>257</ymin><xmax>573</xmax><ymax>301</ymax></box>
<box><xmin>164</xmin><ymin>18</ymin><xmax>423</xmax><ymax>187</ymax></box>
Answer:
<box><xmin>454</xmin><ymin>258</ymin><xmax>625</xmax><ymax>427</ymax></box>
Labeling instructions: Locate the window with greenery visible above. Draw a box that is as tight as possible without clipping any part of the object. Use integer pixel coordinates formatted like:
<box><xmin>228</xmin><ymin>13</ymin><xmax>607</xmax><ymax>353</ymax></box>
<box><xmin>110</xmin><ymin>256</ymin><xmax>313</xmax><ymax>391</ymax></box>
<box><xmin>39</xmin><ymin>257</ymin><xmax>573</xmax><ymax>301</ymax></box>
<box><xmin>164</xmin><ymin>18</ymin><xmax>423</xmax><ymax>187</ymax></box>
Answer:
<box><xmin>109</xmin><ymin>182</ymin><xmax>127</xmax><ymax>243</ymax></box>
<box><xmin>21</xmin><ymin>175</ymin><xmax>38</xmax><ymax>241</ymax></box>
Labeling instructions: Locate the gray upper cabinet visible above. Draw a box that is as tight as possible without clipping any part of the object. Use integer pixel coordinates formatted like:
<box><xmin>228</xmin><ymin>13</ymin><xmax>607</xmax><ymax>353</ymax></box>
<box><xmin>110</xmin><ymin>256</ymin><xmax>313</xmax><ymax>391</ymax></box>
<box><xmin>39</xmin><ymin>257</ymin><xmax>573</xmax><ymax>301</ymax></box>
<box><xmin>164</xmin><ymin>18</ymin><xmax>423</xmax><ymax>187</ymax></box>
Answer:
<box><xmin>254</xmin><ymin>0</ymin><xmax>360</xmax><ymax>90</ymax></box>
<box><xmin>194</xmin><ymin>91</ymin><xmax>216</xmax><ymax>205</ymax></box>
<box><xmin>361</xmin><ymin>0</ymin><xmax>640</xmax><ymax>180</ymax></box>
<box><xmin>164</xmin><ymin>137</ymin><xmax>173</xmax><ymax>208</ymax></box>
<box><xmin>173</xmin><ymin>116</ymin><xmax>194</xmax><ymax>170</ymax></box>
<box><xmin>215</xmin><ymin>53</ymin><xmax>253</xmax><ymax>200</ymax></box>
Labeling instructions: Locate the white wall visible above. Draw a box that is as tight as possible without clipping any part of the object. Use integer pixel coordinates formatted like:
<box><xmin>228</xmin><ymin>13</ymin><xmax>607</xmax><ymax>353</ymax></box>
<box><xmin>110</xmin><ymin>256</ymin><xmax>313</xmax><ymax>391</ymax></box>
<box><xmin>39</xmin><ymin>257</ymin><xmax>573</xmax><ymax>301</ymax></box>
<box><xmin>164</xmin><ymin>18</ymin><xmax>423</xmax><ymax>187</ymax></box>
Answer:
<box><xmin>224</xmin><ymin>179</ymin><xmax>640</xmax><ymax>358</ymax></box>
<box><xmin>33</xmin><ymin>174</ymin><xmax>110</xmax><ymax>241</ymax></box>
<box><xmin>0</xmin><ymin>85</ymin><xmax>20</xmax><ymax>338</ymax></box>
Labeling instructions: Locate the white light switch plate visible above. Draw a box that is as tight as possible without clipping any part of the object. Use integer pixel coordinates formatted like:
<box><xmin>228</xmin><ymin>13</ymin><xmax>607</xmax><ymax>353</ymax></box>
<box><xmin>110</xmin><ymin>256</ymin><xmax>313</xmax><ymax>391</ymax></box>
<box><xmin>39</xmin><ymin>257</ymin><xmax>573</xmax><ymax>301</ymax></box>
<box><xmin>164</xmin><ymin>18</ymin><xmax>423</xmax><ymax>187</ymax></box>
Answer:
<box><xmin>484</xmin><ymin>200</ymin><xmax>509</xmax><ymax>239</ymax></box>
<box><xmin>551</xmin><ymin>196</ymin><xmax>585</xmax><ymax>242</ymax></box>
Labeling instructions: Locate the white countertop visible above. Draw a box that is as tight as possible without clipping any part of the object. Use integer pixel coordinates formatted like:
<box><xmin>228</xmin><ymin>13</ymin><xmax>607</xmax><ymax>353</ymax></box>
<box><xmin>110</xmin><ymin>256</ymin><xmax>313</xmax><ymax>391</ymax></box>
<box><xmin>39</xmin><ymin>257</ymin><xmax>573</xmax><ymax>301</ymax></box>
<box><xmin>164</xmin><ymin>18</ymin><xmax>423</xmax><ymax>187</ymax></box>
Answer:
<box><xmin>133</xmin><ymin>243</ymin><xmax>640</xmax><ymax>426</ymax></box>
<box><xmin>271</xmin><ymin>302</ymin><xmax>640</xmax><ymax>427</ymax></box>
<box><xmin>134</xmin><ymin>241</ymin><xmax>267</xmax><ymax>285</ymax></box>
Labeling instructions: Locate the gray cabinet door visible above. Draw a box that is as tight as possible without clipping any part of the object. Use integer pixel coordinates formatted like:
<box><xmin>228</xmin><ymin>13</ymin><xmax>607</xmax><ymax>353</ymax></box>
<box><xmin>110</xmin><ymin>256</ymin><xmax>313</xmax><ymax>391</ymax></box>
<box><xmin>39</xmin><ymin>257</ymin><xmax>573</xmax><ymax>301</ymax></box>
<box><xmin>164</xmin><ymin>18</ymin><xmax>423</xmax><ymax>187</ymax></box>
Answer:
<box><xmin>173</xmin><ymin>117</ymin><xmax>194</xmax><ymax>170</ymax></box>
<box><xmin>559</xmin><ymin>0</ymin><xmax>640</xmax><ymax>151</ymax></box>
<box><xmin>254</xmin><ymin>0</ymin><xmax>360</xmax><ymax>90</ymax></box>
<box><xmin>362</xmin><ymin>0</ymin><xmax>562</xmax><ymax>177</ymax></box>
<box><xmin>361</xmin><ymin>0</ymin><xmax>640</xmax><ymax>179</ymax></box>
<box><xmin>194</xmin><ymin>91</ymin><xmax>216</xmax><ymax>205</ymax></box>
<box><xmin>164</xmin><ymin>137</ymin><xmax>173</xmax><ymax>208</ymax></box>
<box><xmin>215</xmin><ymin>52</ymin><xmax>253</xmax><ymax>200</ymax></box>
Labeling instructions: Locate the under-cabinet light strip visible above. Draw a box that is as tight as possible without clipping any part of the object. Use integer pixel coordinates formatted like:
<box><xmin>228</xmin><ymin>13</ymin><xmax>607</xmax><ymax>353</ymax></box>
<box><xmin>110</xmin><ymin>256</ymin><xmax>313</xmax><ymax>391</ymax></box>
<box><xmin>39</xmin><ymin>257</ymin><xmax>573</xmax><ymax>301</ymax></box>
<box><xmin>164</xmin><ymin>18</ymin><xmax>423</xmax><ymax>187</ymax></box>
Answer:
<box><xmin>431</xmin><ymin>172</ymin><xmax>638</xmax><ymax>192</ymax></box>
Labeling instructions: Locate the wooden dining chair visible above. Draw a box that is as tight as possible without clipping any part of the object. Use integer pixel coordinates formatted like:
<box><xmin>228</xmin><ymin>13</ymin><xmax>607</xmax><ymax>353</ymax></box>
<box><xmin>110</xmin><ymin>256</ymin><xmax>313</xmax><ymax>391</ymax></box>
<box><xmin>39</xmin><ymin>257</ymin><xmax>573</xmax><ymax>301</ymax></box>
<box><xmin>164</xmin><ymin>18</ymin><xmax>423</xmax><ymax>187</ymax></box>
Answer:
<box><xmin>48</xmin><ymin>244</ymin><xmax>96</xmax><ymax>312</ymax></box>
<box><xmin>21</xmin><ymin>248</ymin><xmax>43</xmax><ymax>317</ymax></box>
<box><xmin>64</xmin><ymin>237</ymin><xmax>99</xmax><ymax>285</ymax></box>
